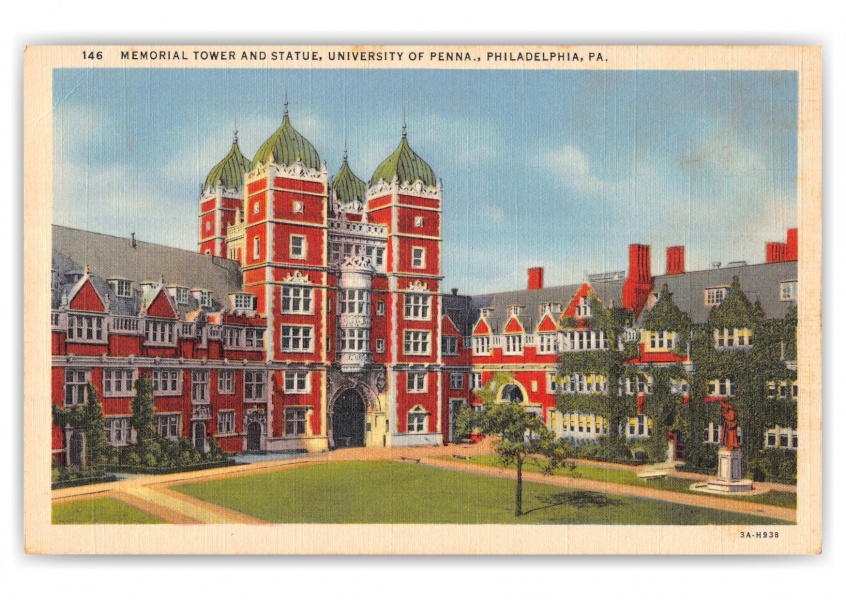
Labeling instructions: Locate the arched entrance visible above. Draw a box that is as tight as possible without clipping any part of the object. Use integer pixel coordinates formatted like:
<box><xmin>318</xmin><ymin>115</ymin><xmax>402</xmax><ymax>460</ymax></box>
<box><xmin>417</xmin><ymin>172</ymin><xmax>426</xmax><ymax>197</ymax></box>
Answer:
<box><xmin>192</xmin><ymin>422</ymin><xmax>206</xmax><ymax>454</ymax></box>
<box><xmin>246</xmin><ymin>421</ymin><xmax>262</xmax><ymax>452</ymax></box>
<box><xmin>333</xmin><ymin>389</ymin><xmax>366</xmax><ymax>448</ymax></box>
<box><xmin>501</xmin><ymin>384</ymin><xmax>524</xmax><ymax>403</ymax></box>
<box><xmin>68</xmin><ymin>430</ymin><xmax>84</xmax><ymax>466</ymax></box>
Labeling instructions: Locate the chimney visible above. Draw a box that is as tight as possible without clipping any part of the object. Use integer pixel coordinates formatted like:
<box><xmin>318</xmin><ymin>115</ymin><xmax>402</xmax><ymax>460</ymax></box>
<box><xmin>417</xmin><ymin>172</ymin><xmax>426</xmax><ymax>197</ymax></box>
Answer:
<box><xmin>786</xmin><ymin>228</ymin><xmax>798</xmax><ymax>261</ymax></box>
<box><xmin>766</xmin><ymin>242</ymin><xmax>787</xmax><ymax>264</ymax></box>
<box><xmin>131</xmin><ymin>232</ymin><xmax>137</xmax><ymax>249</ymax></box>
<box><xmin>527</xmin><ymin>267</ymin><xmax>544</xmax><ymax>290</ymax></box>
<box><xmin>622</xmin><ymin>244</ymin><xmax>652</xmax><ymax>314</ymax></box>
<box><xmin>666</xmin><ymin>246</ymin><xmax>685</xmax><ymax>275</ymax></box>
<box><xmin>451</xmin><ymin>288</ymin><xmax>458</xmax><ymax>296</ymax></box>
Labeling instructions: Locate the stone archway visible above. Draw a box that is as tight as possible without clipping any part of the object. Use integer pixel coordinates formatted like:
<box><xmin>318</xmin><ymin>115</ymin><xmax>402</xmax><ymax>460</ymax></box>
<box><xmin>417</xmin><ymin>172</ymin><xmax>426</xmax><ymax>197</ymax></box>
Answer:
<box><xmin>332</xmin><ymin>389</ymin><xmax>366</xmax><ymax>448</ymax></box>
<box><xmin>501</xmin><ymin>383</ymin><xmax>525</xmax><ymax>403</ymax></box>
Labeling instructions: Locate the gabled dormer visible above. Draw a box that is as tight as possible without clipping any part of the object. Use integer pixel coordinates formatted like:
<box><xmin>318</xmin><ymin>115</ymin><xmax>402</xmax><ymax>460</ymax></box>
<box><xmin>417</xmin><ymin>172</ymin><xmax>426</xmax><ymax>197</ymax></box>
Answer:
<box><xmin>191</xmin><ymin>288</ymin><xmax>213</xmax><ymax>309</ymax></box>
<box><xmin>107</xmin><ymin>277</ymin><xmax>133</xmax><ymax>299</ymax></box>
<box><xmin>141</xmin><ymin>284</ymin><xmax>178</xmax><ymax>319</ymax></box>
<box><xmin>229</xmin><ymin>292</ymin><xmax>257</xmax><ymax>312</ymax></box>
<box><xmin>66</xmin><ymin>267</ymin><xmax>107</xmax><ymax>313</ymax></box>
<box><xmin>472</xmin><ymin>315</ymin><xmax>492</xmax><ymax>356</ymax></box>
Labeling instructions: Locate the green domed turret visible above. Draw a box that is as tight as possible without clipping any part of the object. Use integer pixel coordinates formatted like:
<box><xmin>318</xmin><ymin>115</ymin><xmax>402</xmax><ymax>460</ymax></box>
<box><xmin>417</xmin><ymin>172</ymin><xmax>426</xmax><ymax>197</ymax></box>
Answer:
<box><xmin>370</xmin><ymin>129</ymin><xmax>436</xmax><ymax>188</ymax></box>
<box><xmin>204</xmin><ymin>134</ymin><xmax>251</xmax><ymax>190</ymax></box>
<box><xmin>332</xmin><ymin>152</ymin><xmax>367</xmax><ymax>204</ymax></box>
<box><xmin>252</xmin><ymin>106</ymin><xmax>321</xmax><ymax>170</ymax></box>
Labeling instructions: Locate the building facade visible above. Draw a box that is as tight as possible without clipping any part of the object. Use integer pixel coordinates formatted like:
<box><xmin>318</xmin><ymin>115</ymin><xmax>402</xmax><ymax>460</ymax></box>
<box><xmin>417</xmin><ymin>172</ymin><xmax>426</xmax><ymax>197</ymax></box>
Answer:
<box><xmin>51</xmin><ymin>109</ymin><xmax>798</xmax><ymax>471</ymax></box>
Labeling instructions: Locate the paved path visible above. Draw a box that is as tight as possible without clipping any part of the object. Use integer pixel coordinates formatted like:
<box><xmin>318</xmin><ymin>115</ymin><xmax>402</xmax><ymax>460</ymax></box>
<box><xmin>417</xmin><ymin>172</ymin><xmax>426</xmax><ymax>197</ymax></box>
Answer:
<box><xmin>52</xmin><ymin>441</ymin><xmax>795</xmax><ymax>524</ymax></box>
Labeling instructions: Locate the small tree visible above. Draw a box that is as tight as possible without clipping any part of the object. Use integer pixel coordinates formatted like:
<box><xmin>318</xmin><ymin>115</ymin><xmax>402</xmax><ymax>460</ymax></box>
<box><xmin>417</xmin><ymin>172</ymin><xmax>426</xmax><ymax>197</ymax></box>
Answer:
<box><xmin>457</xmin><ymin>402</ymin><xmax>570</xmax><ymax>517</ymax></box>
<box><xmin>131</xmin><ymin>375</ymin><xmax>156</xmax><ymax>446</ymax></box>
<box><xmin>82</xmin><ymin>383</ymin><xmax>108</xmax><ymax>467</ymax></box>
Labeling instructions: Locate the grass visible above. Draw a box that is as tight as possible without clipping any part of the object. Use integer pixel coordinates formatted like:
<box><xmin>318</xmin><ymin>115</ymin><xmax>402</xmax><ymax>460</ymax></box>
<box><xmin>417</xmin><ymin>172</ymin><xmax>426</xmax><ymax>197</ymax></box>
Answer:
<box><xmin>441</xmin><ymin>455</ymin><xmax>797</xmax><ymax>509</ymax></box>
<box><xmin>173</xmin><ymin>460</ymin><xmax>788</xmax><ymax>525</ymax></box>
<box><xmin>52</xmin><ymin>497</ymin><xmax>166</xmax><ymax>524</ymax></box>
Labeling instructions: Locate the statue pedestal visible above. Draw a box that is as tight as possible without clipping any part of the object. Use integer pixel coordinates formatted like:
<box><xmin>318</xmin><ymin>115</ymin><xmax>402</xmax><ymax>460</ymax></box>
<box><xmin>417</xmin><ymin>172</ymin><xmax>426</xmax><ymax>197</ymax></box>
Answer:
<box><xmin>706</xmin><ymin>448</ymin><xmax>753</xmax><ymax>493</ymax></box>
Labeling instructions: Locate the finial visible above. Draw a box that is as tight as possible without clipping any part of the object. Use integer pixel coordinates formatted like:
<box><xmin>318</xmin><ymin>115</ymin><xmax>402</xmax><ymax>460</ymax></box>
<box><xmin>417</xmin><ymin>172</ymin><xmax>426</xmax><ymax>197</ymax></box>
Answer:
<box><xmin>284</xmin><ymin>92</ymin><xmax>289</xmax><ymax>117</ymax></box>
<box><xmin>402</xmin><ymin>110</ymin><xmax>407</xmax><ymax>139</ymax></box>
<box><xmin>343</xmin><ymin>137</ymin><xmax>348</xmax><ymax>161</ymax></box>
<box><xmin>233</xmin><ymin>129</ymin><xmax>239</xmax><ymax>144</ymax></box>
<box><xmin>85</xmin><ymin>264</ymin><xmax>90</xmax><ymax>276</ymax></box>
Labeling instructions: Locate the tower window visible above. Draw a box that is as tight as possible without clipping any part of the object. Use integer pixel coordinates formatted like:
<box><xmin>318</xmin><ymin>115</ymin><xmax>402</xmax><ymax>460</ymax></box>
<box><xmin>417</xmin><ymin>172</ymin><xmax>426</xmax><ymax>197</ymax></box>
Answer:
<box><xmin>412</xmin><ymin>247</ymin><xmax>425</xmax><ymax>269</ymax></box>
<box><xmin>291</xmin><ymin>235</ymin><xmax>306</xmax><ymax>259</ymax></box>
<box><xmin>253</xmin><ymin>236</ymin><xmax>260</xmax><ymax>259</ymax></box>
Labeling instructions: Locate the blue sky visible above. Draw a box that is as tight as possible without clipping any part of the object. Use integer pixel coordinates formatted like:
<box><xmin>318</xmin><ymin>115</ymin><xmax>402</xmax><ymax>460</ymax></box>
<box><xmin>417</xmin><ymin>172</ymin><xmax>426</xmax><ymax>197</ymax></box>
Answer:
<box><xmin>53</xmin><ymin>68</ymin><xmax>797</xmax><ymax>295</ymax></box>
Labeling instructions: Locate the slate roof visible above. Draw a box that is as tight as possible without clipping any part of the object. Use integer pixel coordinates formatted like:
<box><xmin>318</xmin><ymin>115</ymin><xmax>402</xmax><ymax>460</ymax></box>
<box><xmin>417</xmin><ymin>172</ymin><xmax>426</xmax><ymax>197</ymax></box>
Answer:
<box><xmin>252</xmin><ymin>113</ymin><xmax>321</xmax><ymax>171</ymax></box>
<box><xmin>465</xmin><ymin>281</ymin><xmax>624</xmax><ymax>335</ymax></box>
<box><xmin>370</xmin><ymin>134</ymin><xmax>437</xmax><ymax>188</ymax></box>
<box><xmin>52</xmin><ymin>225</ymin><xmax>243</xmax><ymax>314</ymax></box>
<box><xmin>651</xmin><ymin>261</ymin><xmax>798</xmax><ymax>325</ymax></box>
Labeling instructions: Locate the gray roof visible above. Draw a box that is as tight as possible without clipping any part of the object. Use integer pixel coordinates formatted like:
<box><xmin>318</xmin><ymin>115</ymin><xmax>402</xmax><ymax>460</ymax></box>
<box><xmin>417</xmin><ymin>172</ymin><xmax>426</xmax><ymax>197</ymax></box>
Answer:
<box><xmin>652</xmin><ymin>261</ymin><xmax>798</xmax><ymax>325</ymax></box>
<box><xmin>52</xmin><ymin>225</ymin><xmax>243</xmax><ymax>313</ymax></box>
<box><xmin>467</xmin><ymin>281</ymin><xmax>624</xmax><ymax>334</ymax></box>
<box><xmin>442</xmin><ymin>293</ymin><xmax>477</xmax><ymax>337</ymax></box>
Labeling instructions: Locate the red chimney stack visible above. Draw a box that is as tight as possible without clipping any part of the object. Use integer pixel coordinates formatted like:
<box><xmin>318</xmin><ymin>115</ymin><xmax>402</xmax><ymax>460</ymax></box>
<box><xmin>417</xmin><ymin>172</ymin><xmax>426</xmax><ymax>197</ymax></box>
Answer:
<box><xmin>622</xmin><ymin>244</ymin><xmax>652</xmax><ymax>315</ymax></box>
<box><xmin>766</xmin><ymin>228</ymin><xmax>798</xmax><ymax>263</ymax></box>
<box><xmin>786</xmin><ymin>228</ymin><xmax>798</xmax><ymax>261</ymax></box>
<box><xmin>666</xmin><ymin>246</ymin><xmax>685</xmax><ymax>275</ymax></box>
<box><xmin>528</xmin><ymin>267</ymin><xmax>544</xmax><ymax>290</ymax></box>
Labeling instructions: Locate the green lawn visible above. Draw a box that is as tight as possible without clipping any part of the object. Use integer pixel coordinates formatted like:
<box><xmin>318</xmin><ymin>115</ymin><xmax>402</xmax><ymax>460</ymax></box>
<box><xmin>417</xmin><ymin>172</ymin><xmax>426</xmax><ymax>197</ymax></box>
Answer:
<box><xmin>52</xmin><ymin>497</ymin><xmax>166</xmax><ymax>524</ymax></box>
<box><xmin>441</xmin><ymin>455</ymin><xmax>797</xmax><ymax>509</ymax></box>
<box><xmin>173</xmin><ymin>460</ymin><xmax>788</xmax><ymax>525</ymax></box>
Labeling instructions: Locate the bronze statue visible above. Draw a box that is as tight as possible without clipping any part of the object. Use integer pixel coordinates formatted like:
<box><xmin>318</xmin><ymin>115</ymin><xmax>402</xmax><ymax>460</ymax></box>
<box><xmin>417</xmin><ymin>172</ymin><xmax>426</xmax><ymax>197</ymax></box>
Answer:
<box><xmin>719</xmin><ymin>398</ymin><xmax>740</xmax><ymax>450</ymax></box>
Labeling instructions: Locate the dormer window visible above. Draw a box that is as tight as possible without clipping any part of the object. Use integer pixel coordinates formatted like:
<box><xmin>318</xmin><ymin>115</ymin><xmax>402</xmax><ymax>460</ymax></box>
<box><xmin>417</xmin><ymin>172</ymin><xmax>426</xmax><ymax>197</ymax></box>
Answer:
<box><xmin>705</xmin><ymin>286</ymin><xmax>728</xmax><ymax>307</ymax></box>
<box><xmin>67</xmin><ymin>270</ymin><xmax>84</xmax><ymax>284</ymax></box>
<box><xmin>539</xmin><ymin>302</ymin><xmax>562</xmax><ymax>316</ymax></box>
<box><xmin>576</xmin><ymin>296</ymin><xmax>591</xmax><ymax>317</ymax></box>
<box><xmin>481</xmin><ymin>307</ymin><xmax>495</xmax><ymax>319</ymax></box>
<box><xmin>192</xmin><ymin>289</ymin><xmax>212</xmax><ymax>308</ymax></box>
<box><xmin>232</xmin><ymin>293</ymin><xmax>256</xmax><ymax>311</ymax></box>
<box><xmin>649</xmin><ymin>331</ymin><xmax>676</xmax><ymax>350</ymax></box>
<box><xmin>780</xmin><ymin>280</ymin><xmax>798</xmax><ymax>301</ymax></box>
<box><xmin>109</xmin><ymin>278</ymin><xmax>132</xmax><ymax>298</ymax></box>
<box><xmin>174</xmin><ymin>287</ymin><xmax>189</xmax><ymax>305</ymax></box>
<box><xmin>508</xmin><ymin>305</ymin><xmax>524</xmax><ymax>318</ymax></box>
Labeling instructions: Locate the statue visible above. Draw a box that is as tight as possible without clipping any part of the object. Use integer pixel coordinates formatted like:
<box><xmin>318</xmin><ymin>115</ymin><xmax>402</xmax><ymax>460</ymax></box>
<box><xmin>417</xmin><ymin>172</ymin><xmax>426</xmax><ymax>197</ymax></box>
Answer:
<box><xmin>719</xmin><ymin>398</ymin><xmax>740</xmax><ymax>450</ymax></box>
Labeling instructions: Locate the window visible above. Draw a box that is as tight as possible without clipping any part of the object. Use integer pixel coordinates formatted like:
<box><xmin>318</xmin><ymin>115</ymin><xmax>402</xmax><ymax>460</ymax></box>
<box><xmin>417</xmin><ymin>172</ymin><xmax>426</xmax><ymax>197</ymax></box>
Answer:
<box><xmin>450</xmin><ymin>373</ymin><xmax>464</xmax><ymax>390</ymax></box>
<box><xmin>670</xmin><ymin>379</ymin><xmax>689</xmax><ymax>396</ymax></box>
<box><xmin>408</xmin><ymin>406</ymin><xmax>428</xmax><ymax>433</ymax></box>
<box><xmin>223</xmin><ymin>326</ymin><xmax>242</xmax><ymax>348</ymax></box>
<box><xmin>441</xmin><ymin>335</ymin><xmax>458</xmax><ymax>356</ymax></box>
<box><xmin>285</xmin><ymin>407</ymin><xmax>308</xmax><ymax>436</ymax></box>
<box><xmin>780</xmin><ymin>280</ymin><xmax>798</xmax><ymax>301</ymax></box>
<box><xmin>197</xmin><ymin>290</ymin><xmax>212</xmax><ymax>308</ymax></box>
<box><xmin>538</xmin><ymin>333</ymin><xmax>558</xmax><ymax>354</ymax></box>
<box><xmin>218</xmin><ymin>370</ymin><xmax>234</xmax><ymax>394</ymax></box>
<box><xmin>281</xmin><ymin>326</ymin><xmax>313</xmax><ymax>353</ymax></box>
<box><xmin>234</xmin><ymin>294</ymin><xmax>255</xmax><ymax>311</ymax></box>
<box><xmin>103</xmin><ymin>368</ymin><xmax>134</xmax><ymax>397</ymax></box>
<box><xmin>156</xmin><ymin>414</ymin><xmax>181</xmax><ymax>440</ymax></box>
<box><xmin>175</xmin><ymin>287</ymin><xmax>189</xmax><ymax>305</ymax></box>
<box><xmin>245</xmin><ymin>371</ymin><xmax>266</xmax><ymax>401</ymax></box>
<box><xmin>339</xmin><ymin>289</ymin><xmax>369</xmax><ymax>315</ymax></box>
<box><xmin>404</xmin><ymin>294</ymin><xmax>431</xmax><ymax>320</ymax></box>
<box><xmin>152</xmin><ymin>369</ymin><xmax>181</xmax><ymax>395</ymax></box>
<box><xmin>414</xmin><ymin>216</ymin><xmax>424</xmax><ymax>227</ymax></box>
<box><xmin>192</xmin><ymin>370</ymin><xmax>209</xmax><ymax>403</ymax></box>
<box><xmin>547</xmin><ymin>372</ymin><xmax>558</xmax><ymax>394</ymax></box>
<box><xmin>714</xmin><ymin>327</ymin><xmax>753</xmax><ymax>349</ymax></box>
<box><xmin>376</xmin><ymin>301</ymin><xmax>385</xmax><ymax>315</ymax></box>
<box><xmin>629</xmin><ymin>415</ymin><xmax>651</xmax><ymax>437</ymax></box>
<box><xmin>708</xmin><ymin>378</ymin><xmax>733</xmax><ymax>397</ymax></box>
<box><xmin>504</xmin><ymin>334</ymin><xmax>523</xmax><ymax>355</ymax></box>
<box><xmin>339</xmin><ymin>328</ymin><xmax>369</xmax><ymax>351</ymax></box>
<box><xmin>766</xmin><ymin>380</ymin><xmax>795</xmax><ymax>401</ymax></box>
<box><xmin>376</xmin><ymin>339</ymin><xmax>385</xmax><ymax>353</ymax></box>
<box><xmin>145</xmin><ymin>319</ymin><xmax>175</xmax><ymax>344</ymax></box>
<box><xmin>67</xmin><ymin>314</ymin><xmax>104</xmax><ymax>342</ymax></box>
<box><xmin>105</xmin><ymin>417</ymin><xmax>132</xmax><ymax>446</ymax></box>
<box><xmin>576</xmin><ymin>296</ymin><xmax>591</xmax><ymax>317</ymax></box>
<box><xmin>471</xmin><ymin>373</ymin><xmax>482</xmax><ymax>390</ymax></box>
<box><xmin>110</xmin><ymin>279</ymin><xmax>132</xmax><ymax>298</ymax></box>
<box><xmin>408</xmin><ymin>372</ymin><xmax>427</xmax><ymax>393</ymax></box>
<box><xmin>284</xmin><ymin>371</ymin><xmax>309</xmax><ymax>393</ymax></box>
<box><xmin>64</xmin><ymin>369</ymin><xmax>88</xmax><ymax>406</ymax></box>
<box><xmin>764</xmin><ymin>427</ymin><xmax>798</xmax><ymax>450</ymax></box>
<box><xmin>403</xmin><ymin>331</ymin><xmax>431</xmax><ymax>355</ymax></box>
<box><xmin>290</xmin><ymin>235</ymin><xmax>306</xmax><ymax>259</ymax></box>
<box><xmin>562</xmin><ymin>374</ymin><xmax>607</xmax><ymax>395</ymax></box>
<box><xmin>365</xmin><ymin>246</ymin><xmax>385</xmax><ymax>268</ymax></box>
<box><xmin>561</xmin><ymin>330</ymin><xmax>607</xmax><ymax>351</ymax></box>
<box><xmin>293</xmin><ymin>200</ymin><xmax>303</xmax><ymax>214</ymax></box>
<box><xmin>282</xmin><ymin>285</ymin><xmax>313</xmax><ymax>314</ymax></box>
<box><xmin>245</xmin><ymin>329</ymin><xmax>264</xmax><ymax>349</ymax></box>
<box><xmin>650</xmin><ymin>331</ymin><xmax>676</xmax><ymax>350</ymax></box>
<box><xmin>217</xmin><ymin>410</ymin><xmax>235</xmax><ymax>435</ymax></box>
<box><xmin>705</xmin><ymin>287</ymin><xmax>727</xmax><ymax>306</ymax></box>
<box><xmin>473</xmin><ymin>336</ymin><xmax>490</xmax><ymax>355</ymax></box>
<box><xmin>252</xmin><ymin>236</ymin><xmax>261</xmax><ymax>259</ymax></box>
<box><xmin>411</xmin><ymin>247</ymin><xmax>425</xmax><ymax>269</ymax></box>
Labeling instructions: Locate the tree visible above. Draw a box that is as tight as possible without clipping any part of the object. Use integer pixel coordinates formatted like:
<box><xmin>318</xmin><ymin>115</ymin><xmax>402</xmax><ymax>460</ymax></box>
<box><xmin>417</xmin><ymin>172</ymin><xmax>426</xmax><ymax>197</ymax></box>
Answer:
<box><xmin>131</xmin><ymin>375</ymin><xmax>156</xmax><ymax>446</ymax></box>
<box><xmin>82</xmin><ymin>383</ymin><xmax>108</xmax><ymax>467</ymax></box>
<box><xmin>457</xmin><ymin>401</ymin><xmax>570</xmax><ymax>517</ymax></box>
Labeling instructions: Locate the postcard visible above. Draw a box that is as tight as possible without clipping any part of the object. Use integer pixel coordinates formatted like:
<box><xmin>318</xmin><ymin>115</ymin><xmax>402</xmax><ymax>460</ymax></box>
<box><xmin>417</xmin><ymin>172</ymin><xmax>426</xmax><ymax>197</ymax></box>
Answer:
<box><xmin>23</xmin><ymin>45</ymin><xmax>821</xmax><ymax>554</ymax></box>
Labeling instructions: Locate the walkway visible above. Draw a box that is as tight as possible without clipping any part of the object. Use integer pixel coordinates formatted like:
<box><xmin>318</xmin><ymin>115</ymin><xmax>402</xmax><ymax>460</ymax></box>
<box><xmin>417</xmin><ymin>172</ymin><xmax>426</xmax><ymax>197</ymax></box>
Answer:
<box><xmin>52</xmin><ymin>441</ymin><xmax>795</xmax><ymax>524</ymax></box>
